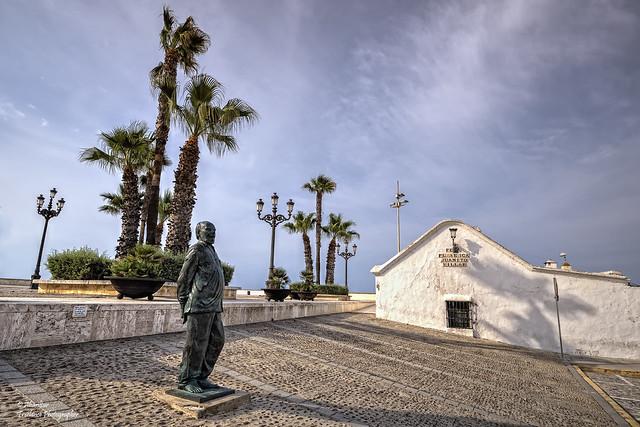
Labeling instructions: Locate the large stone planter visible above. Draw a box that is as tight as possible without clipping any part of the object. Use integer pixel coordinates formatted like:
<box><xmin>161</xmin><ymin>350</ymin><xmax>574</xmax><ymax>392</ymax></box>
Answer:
<box><xmin>262</xmin><ymin>288</ymin><xmax>290</xmax><ymax>302</ymax></box>
<box><xmin>290</xmin><ymin>291</ymin><xmax>318</xmax><ymax>301</ymax></box>
<box><xmin>105</xmin><ymin>276</ymin><xmax>166</xmax><ymax>301</ymax></box>
<box><xmin>314</xmin><ymin>294</ymin><xmax>350</xmax><ymax>301</ymax></box>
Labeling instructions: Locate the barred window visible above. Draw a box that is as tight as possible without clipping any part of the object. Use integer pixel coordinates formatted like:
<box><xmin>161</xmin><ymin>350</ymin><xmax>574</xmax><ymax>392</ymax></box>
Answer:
<box><xmin>446</xmin><ymin>301</ymin><xmax>472</xmax><ymax>329</ymax></box>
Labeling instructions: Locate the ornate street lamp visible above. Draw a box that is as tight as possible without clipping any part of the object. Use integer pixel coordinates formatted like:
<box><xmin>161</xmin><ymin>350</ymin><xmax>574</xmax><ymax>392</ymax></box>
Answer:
<box><xmin>389</xmin><ymin>180</ymin><xmax>409</xmax><ymax>253</ymax></box>
<box><xmin>256</xmin><ymin>192</ymin><xmax>294</xmax><ymax>286</ymax></box>
<box><xmin>31</xmin><ymin>188</ymin><xmax>65</xmax><ymax>288</ymax></box>
<box><xmin>449</xmin><ymin>227</ymin><xmax>458</xmax><ymax>253</ymax></box>
<box><xmin>337</xmin><ymin>240</ymin><xmax>357</xmax><ymax>293</ymax></box>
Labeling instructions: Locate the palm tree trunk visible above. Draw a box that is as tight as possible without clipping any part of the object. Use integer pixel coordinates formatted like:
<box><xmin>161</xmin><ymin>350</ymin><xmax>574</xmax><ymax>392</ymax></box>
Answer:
<box><xmin>116</xmin><ymin>167</ymin><xmax>141</xmax><ymax>258</ymax></box>
<box><xmin>165</xmin><ymin>136</ymin><xmax>199</xmax><ymax>254</ymax></box>
<box><xmin>155</xmin><ymin>221</ymin><xmax>165</xmax><ymax>246</ymax></box>
<box><xmin>145</xmin><ymin>52</ymin><xmax>178</xmax><ymax>245</ymax></box>
<box><xmin>325</xmin><ymin>237</ymin><xmax>337</xmax><ymax>284</ymax></box>
<box><xmin>138</xmin><ymin>169</ymin><xmax>153</xmax><ymax>244</ymax></box>
<box><xmin>302</xmin><ymin>232</ymin><xmax>313</xmax><ymax>276</ymax></box>
<box><xmin>315</xmin><ymin>193</ymin><xmax>322</xmax><ymax>284</ymax></box>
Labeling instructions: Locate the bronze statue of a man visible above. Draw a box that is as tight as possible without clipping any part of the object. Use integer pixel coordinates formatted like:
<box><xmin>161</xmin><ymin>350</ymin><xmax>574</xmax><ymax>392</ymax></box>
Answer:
<box><xmin>177</xmin><ymin>221</ymin><xmax>225</xmax><ymax>394</ymax></box>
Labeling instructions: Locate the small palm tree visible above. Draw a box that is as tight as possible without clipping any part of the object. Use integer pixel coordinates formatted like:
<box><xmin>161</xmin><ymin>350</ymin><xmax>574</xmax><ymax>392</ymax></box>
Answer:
<box><xmin>165</xmin><ymin>74</ymin><xmax>258</xmax><ymax>253</ymax></box>
<box><xmin>80</xmin><ymin>121</ymin><xmax>154</xmax><ymax>258</ymax></box>
<box><xmin>283</xmin><ymin>211</ymin><xmax>316</xmax><ymax>279</ymax></box>
<box><xmin>144</xmin><ymin>6</ymin><xmax>210</xmax><ymax>245</ymax></box>
<box><xmin>323</xmin><ymin>213</ymin><xmax>359</xmax><ymax>284</ymax></box>
<box><xmin>155</xmin><ymin>189</ymin><xmax>173</xmax><ymax>245</ymax></box>
<box><xmin>303</xmin><ymin>175</ymin><xmax>336</xmax><ymax>284</ymax></box>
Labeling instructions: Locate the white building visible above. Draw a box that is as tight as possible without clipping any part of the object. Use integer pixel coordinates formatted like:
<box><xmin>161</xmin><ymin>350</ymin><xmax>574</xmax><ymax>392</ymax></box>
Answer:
<box><xmin>371</xmin><ymin>220</ymin><xmax>639</xmax><ymax>359</ymax></box>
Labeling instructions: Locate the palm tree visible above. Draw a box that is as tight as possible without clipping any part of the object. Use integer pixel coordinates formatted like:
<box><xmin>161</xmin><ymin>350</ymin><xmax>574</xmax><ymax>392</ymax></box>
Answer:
<box><xmin>139</xmin><ymin>148</ymin><xmax>171</xmax><ymax>244</ymax></box>
<box><xmin>99</xmin><ymin>185</ymin><xmax>125</xmax><ymax>216</ymax></box>
<box><xmin>165</xmin><ymin>74</ymin><xmax>258</xmax><ymax>253</ymax></box>
<box><xmin>283</xmin><ymin>211</ymin><xmax>316</xmax><ymax>278</ymax></box>
<box><xmin>80</xmin><ymin>121</ymin><xmax>154</xmax><ymax>258</ymax></box>
<box><xmin>144</xmin><ymin>6</ymin><xmax>210</xmax><ymax>246</ymax></box>
<box><xmin>323</xmin><ymin>213</ymin><xmax>359</xmax><ymax>284</ymax></box>
<box><xmin>302</xmin><ymin>175</ymin><xmax>336</xmax><ymax>284</ymax></box>
<box><xmin>155</xmin><ymin>189</ymin><xmax>173</xmax><ymax>245</ymax></box>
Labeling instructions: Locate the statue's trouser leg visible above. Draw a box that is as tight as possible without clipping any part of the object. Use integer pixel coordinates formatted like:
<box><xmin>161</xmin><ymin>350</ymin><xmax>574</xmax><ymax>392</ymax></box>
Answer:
<box><xmin>199</xmin><ymin>311</ymin><xmax>225</xmax><ymax>380</ymax></box>
<box><xmin>178</xmin><ymin>312</ymin><xmax>215</xmax><ymax>387</ymax></box>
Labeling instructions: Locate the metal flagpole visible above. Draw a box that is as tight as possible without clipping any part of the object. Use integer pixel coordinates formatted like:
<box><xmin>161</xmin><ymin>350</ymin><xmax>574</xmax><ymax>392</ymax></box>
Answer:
<box><xmin>553</xmin><ymin>277</ymin><xmax>564</xmax><ymax>358</ymax></box>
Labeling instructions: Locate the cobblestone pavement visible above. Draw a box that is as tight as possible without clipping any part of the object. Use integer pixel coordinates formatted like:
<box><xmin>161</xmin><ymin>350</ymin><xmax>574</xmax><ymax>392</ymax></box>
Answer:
<box><xmin>586</xmin><ymin>371</ymin><xmax>640</xmax><ymax>421</ymax></box>
<box><xmin>0</xmin><ymin>313</ymin><xmax>616</xmax><ymax>426</ymax></box>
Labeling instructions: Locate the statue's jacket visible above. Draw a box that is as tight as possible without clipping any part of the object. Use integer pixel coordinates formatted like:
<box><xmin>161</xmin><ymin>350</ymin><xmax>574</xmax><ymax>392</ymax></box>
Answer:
<box><xmin>177</xmin><ymin>241</ymin><xmax>224</xmax><ymax>314</ymax></box>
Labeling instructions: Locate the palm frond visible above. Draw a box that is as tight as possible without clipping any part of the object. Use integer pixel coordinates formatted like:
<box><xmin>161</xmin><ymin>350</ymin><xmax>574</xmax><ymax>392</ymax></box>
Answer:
<box><xmin>205</xmin><ymin>132</ymin><xmax>238</xmax><ymax>156</ymax></box>
<box><xmin>160</xmin><ymin>6</ymin><xmax>176</xmax><ymax>49</ymax></box>
<box><xmin>79</xmin><ymin>147</ymin><xmax>118</xmax><ymax>174</ymax></box>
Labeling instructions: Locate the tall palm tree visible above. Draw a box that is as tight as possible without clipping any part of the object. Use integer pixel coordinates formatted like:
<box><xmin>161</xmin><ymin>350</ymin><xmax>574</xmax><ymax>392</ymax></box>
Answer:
<box><xmin>155</xmin><ymin>189</ymin><xmax>173</xmax><ymax>245</ymax></box>
<box><xmin>99</xmin><ymin>185</ymin><xmax>125</xmax><ymax>216</ymax></box>
<box><xmin>165</xmin><ymin>74</ymin><xmax>258</xmax><ymax>253</ymax></box>
<box><xmin>80</xmin><ymin>121</ymin><xmax>154</xmax><ymax>258</ymax></box>
<box><xmin>303</xmin><ymin>175</ymin><xmax>336</xmax><ymax>284</ymax></box>
<box><xmin>283</xmin><ymin>211</ymin><xmax>316</xmax><ymax>278</ymax></box>
<box><xmin>139</xmin><ymin>148</ymin><xmax>171</xmax><ymax>244</ymax></box>
<box><xmin>144</xmin><ymin>6</ymin><xmax>210</xmax><ymax>246</ymax></box>
<box><xmin>323</xmin><ymin>213</ymin><xmax>359</xmax><ymax>284</ymax></box>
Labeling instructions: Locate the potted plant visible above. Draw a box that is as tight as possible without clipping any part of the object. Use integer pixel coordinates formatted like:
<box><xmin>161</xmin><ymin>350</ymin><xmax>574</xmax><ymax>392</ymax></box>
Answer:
<box><xmin>105</xmin><ymin>245</ymin><xmax>167</xmax><ymax>300</ymax></box>
<box><xmin>290</xmin><ymin>271</ymin><xmax>317</xmax><ymax>301</ymax></box>
<box><xmin>262</xmin><ymin>267</ymin><xmax>291</xmax><ymax>302</ymax></box>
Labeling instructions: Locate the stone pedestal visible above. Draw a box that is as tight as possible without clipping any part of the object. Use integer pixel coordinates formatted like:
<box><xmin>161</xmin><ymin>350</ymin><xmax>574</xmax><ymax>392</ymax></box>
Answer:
<box><xmin>153</xmin><ymin>388</ymin><xmax>250</xmax><ymax>419</ymax></box>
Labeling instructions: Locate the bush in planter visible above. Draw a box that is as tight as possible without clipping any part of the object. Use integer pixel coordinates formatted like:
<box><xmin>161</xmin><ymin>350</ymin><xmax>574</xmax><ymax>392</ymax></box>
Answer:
<box><xmin>266</xmin><ymin>267</ymin><xmax>289</xmax><ymax>289</ymax></box>
<box><xmin>222</xmin><ymin>262</ymin><xmax>234</xmax><ymax>286</ymax></box>
<box><xmin>316</xmin><ymin>284</ymin><xmax>348</xmax><ymax>295</ymax></box>
<box><xmin>110</xmin><ymin>245</ymin><xmax>164</xmax><ymax>278</ymax></box>
<box><xmin>158</xmin><ymin>252</ymin><xmax>185</xmax><ymax>282</ymax></box>
<box><xmin>46</xmin><ymin>247</ymin><xmax>112</xmax><ymax>280</ymax></box>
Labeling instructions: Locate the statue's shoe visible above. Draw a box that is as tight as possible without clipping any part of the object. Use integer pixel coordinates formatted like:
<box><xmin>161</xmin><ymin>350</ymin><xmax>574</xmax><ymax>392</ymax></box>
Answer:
<box><xmin>183</xmin><ymin>381</ymin><xmax>204</xmax><ymax>394</ymax></box>
<box><xmin>198</xmin><ymin>378</ymin><xmax>221</xmax><ymax>390</ymax></box>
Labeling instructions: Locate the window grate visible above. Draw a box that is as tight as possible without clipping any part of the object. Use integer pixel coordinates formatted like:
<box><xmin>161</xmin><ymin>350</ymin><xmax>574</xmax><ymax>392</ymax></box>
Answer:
<box><xmin>446</xmin><ymin>301</ymin><xmax>472</xmax><ymax>329</ymax></box>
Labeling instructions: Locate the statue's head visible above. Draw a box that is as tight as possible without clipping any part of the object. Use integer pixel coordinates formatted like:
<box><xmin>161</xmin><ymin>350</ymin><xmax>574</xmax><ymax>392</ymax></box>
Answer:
<box><xmin>195</xmin><ymin>221</ymin><xmax>216</xmax><ymax>245</ymax></box>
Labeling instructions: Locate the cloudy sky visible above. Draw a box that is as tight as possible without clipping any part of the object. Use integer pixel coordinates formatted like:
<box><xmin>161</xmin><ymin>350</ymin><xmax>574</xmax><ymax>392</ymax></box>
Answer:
<box><xmin>0</xmin><ymin>0</ymin><xmax>639</xmax><ymax>291</ymax></box>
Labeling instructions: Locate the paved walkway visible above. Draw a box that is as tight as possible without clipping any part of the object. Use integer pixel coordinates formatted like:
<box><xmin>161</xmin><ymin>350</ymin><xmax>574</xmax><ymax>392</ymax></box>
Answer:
<box><xmin>0</xmin><ymin>313</ymin><xmax>625</xmax><ymax>426</ymax></box>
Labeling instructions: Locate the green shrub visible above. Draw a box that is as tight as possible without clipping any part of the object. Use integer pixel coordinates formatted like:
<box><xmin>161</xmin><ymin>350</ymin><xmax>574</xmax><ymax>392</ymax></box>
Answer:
<box><xmin>316</xmin><ymin>284</ymin><xmax>348</xmax><ymax>295</ymax></box>
<box><xmin>222</xmin><ymin>262</ymin><xmax>234</xmax><ymax>286</ymax></box>
<box><xmin>289</xmin><ymin>283</ymin><xmax>348</xmax><ymax>295</ymax></box>
<box><xmin>46</xmin><ymin>247</ymin><xmax>112</xmax><ymax>280</ymax></box>
<box><xmin>110</xmin><ymin>245</ymin><xmax>163</xmax><ymax>278</ymax></box>
<box><xmin>159</xmin><ymin>252</ymin><xmax>185</xmax><ymax>282</ymax></box>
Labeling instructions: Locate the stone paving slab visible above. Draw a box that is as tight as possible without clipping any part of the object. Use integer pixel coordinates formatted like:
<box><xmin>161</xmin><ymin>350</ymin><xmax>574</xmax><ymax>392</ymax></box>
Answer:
<box><xmin>0</xmin><ymin>312</ymin><xmax>620</xmax><ymax>426</ymax></box>
<box><xmin>586</xmin><ymin>371</ymin><xmax>640</xmax><ymax>422</ymax></box>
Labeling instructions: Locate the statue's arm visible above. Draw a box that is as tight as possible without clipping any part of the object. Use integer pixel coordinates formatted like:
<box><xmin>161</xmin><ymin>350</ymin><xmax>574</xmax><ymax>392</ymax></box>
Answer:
<box><xmin>176</xmin><ymin>245</ymin><xmax>200</xmax><ymax>307</ymax></box>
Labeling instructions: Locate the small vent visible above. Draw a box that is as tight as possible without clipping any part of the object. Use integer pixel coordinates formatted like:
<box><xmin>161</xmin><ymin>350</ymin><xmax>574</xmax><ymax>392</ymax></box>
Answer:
<box><xmin>446</xmin><ymin>301</ymin><xmax>472</xmax><ymax>329</ymax></box>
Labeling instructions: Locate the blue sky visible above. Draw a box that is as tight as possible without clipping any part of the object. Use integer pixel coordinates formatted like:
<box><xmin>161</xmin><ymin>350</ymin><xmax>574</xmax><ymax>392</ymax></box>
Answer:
<box><xmin>0</xmin><ymin>0</ymin><xmax>639</xmax><ymax>291</ymax></box>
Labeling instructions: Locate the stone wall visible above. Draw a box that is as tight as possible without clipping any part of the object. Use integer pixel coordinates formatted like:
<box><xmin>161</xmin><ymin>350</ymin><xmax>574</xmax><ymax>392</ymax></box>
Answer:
<box><xmin>0</xmin><ymin>299</ymin><xmax>373</xmax><ymax>350</ymax></box>
<box><xmin>34</xmin><ymin>280</ymin><xmax>238</xmax><ymax>299</ymax></box>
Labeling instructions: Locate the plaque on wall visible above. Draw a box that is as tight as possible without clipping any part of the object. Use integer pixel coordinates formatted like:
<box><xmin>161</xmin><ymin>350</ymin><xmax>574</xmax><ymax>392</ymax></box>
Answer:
<box><xmin>438</xmin><ymin>248</ymin><xmax>470</xmax><ymax>267</ymax></box>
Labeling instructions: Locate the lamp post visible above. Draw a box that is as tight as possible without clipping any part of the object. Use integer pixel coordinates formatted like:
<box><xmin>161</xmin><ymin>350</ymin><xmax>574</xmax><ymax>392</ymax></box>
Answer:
<box><xmin>31</xmin><ymin>188</ymin><xmax>65</xmax><ymax>288</ymax></box>
<box><xmin>449</xmin><ymin>227</ymin><xmax>458</xmax><ymax>253</ymax></box>
<box><xmin>256</xmin><ymin>193</ymin><xmax>294</xmax><ymax>286</ymax></box>
<box><xmin>389</xmin><ymin>180</ymin><xmax>409</xmax><ymax>253</ymax></box>
<box><xmin>337</xmin><ymin>240</ymin><xmax>357</xmax><ymax>293</ymax></box>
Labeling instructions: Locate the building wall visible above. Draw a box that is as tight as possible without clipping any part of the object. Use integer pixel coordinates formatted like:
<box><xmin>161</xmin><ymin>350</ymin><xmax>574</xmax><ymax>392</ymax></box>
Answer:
<box><xmin>374</xmin><ymin>222</ymin><xmax>639</xmax><ymax>359</ymax></box>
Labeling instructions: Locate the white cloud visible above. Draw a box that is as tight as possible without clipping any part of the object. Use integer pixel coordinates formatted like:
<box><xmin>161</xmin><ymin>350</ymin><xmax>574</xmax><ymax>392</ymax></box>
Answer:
<box><xmin>0</xmin><ymin>101</ymin><xmax>26</xmax><ymax>120</ymax></box>
<box><xmin>41</xmin><ymin>118</ymin><xmax>48</xmax><ymax>127</ymax></box>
